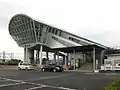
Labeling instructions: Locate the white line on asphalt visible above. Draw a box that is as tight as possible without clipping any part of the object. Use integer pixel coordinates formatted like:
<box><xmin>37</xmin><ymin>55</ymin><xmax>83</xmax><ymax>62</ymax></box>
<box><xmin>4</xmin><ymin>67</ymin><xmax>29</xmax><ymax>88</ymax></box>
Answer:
<box><xmin>1</xmin><ymin>77</ymin><xmax>23</xmax><ymax>82</ymax></box>
<box><xmin>0</xmin><ymin>82</ymin><xmax>26</xmax><ymax>88</ymax></box>
<box><xmin>30</xmin><ymin>82</ymin><xmax>76</xmax><ymax>90</ymax></box>
<box><xmin>0</xmin><ymin>77</ymin><xmax>76</xmax><ymax>90</ymax></box>
<box><xmin>57</xmin><ymin>86</ymin><xmax>76</xmax><ymax>90</ymax></box>
<box><xmin>84</xmin><ymin>73</ymin><xmax>95</xmax><ymax>75</ymax></box>
<box><xmin>26</xmin><ymin>74</ymin><xmax>72</xmax><ymax>81</ymax></box>
<box><xmin>24</xmin><ymin>85</ymin><xmax>45</xmax><ymax>90</ymax></box>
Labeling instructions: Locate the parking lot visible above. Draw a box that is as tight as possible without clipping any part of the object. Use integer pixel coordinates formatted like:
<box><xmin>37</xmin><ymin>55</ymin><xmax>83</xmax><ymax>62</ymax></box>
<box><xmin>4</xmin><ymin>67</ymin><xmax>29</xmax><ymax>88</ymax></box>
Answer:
<box><xmin>0</xmin><ymin>69</ymin><xmax>120</xmax><ymax>90</ymax></box>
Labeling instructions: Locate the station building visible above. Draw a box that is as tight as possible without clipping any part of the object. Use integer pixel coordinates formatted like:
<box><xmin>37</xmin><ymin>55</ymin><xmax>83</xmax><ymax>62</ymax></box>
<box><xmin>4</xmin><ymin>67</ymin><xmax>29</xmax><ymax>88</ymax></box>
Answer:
<box><xmin>8</xmin><ymin>14</ymin><xmax>107</xmax><ymax>71</ymax></box>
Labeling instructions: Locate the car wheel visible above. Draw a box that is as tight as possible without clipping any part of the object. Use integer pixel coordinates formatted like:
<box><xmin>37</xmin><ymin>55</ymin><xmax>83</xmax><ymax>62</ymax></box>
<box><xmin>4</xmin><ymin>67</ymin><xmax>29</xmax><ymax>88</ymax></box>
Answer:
<box><xmin>25</xmin><ymin>67</ymin><xmax>28</xmax><ymax>70</ymax></box>
<box><xmin>18</xmin><ymin>67</ymin><xmax>21</xmax><ymax>70</ymax></box>
<box><xmin>53</xmin><ymin>69</ymin><xmax>56</xmax><ymax>72</ymax></box>
<box><xmin>42</xmin><ymin>68</ymin><xmax>45</xmax><ymax>72</ymax></box>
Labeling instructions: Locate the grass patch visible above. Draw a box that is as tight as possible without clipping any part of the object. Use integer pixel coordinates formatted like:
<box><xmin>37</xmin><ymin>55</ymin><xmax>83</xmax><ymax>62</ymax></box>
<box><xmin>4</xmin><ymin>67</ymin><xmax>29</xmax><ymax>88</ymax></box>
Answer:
<box><xmin>105</xmin><ymin>79</ymin><xmax>120</xmax><ymax>90</ymax></box>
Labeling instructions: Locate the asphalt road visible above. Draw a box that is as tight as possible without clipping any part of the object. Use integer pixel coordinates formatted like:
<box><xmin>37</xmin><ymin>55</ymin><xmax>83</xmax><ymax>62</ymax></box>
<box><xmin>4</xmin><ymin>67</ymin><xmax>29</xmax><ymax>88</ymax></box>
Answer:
<box><xmin>0</xmin><ymin>69</ymin><xmax>119</xmax><ymax>90</ymax></box>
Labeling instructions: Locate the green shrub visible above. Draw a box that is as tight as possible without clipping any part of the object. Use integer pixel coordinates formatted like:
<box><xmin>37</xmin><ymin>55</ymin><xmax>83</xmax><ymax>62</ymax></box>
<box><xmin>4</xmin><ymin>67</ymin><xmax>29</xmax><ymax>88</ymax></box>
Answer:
<box><xmin>105</xmin><ymin>80</ymin><xmax>120</xmax><ymax>90</ymax></box>
<box><xmin>0</xmin><ymin>59</ymin><xmax>21</xmax><ymax>65</ymax></box>
<box><xmin>105</xmin><ymin>86</ymin><xmax>118</xmax><ymax>90</ymax></box>
<box><xmin>112</xmin><ymin>80</ymin><xmax>120</xmax><ymax>87</ymax></box>
<box><xmin>0</xmin><ymin>63</ymin><xmax>4</xmax><ymax>65</ymax></box>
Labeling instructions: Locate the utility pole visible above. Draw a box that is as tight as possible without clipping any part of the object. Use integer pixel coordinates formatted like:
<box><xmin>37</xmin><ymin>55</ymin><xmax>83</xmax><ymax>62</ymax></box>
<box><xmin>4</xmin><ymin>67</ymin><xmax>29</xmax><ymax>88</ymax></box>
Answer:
<box><xmin>3</xmin><ymin>51</ymin><xmax>5</xmax><ymax>62</ymax></box>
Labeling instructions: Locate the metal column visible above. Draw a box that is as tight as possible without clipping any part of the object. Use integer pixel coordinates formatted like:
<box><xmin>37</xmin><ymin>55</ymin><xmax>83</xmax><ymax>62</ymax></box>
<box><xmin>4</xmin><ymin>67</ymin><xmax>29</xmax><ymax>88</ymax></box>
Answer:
<box><xmin>73</xmin><ymin>50</ymin><xmax>76</xmax><ymax>70</ymax></box>
<box><xmin>36</xmin><ymin>50</ymin><xmax>39</xmax><ymax>64</ymax></box>
<box><xmin>24</xmin><ymin>47</ymin><xmax>28</xmax><ymax>63</ymax></box>
<box><xmin>46</xmin><ymin>51</ymin><xmax>49</xmax><ymax>64</ymax></box>
<box><xmin>100</xmin><ymin>50</ymin><xmax>105</xmax><ymax>65</ymax></box>
<box><xmin>64</xmin><ymin>55</ymin><xmax>67</xmax><ymax>66</ymax></box>
<box><xmin>46</xmin><ymin>51</ymin><xmax>49</xmax><ymax>60</ymax></box>
<box><xmin>93</xmin><ymin>48</ymin><xmax>96</xmax><ymax>72</ymax></box>
<box><xmin>24</xmin><ymin>48</ymin><xmax>26</xmax><ymax>63</ymax></box>
<box><xmin>54</xmin><ymin>51</ymin><xmax>56</xmax><ymax>64</ymax></box>
<box><xmin>39</xmin><ymin>45</ymin><xmax>43</xmax><ymax>66</ymax></box>
<box><xmin>27</xmin><ymin>49</ymin><xmax>34</xmax><ymax>64</ymax></box>
<box><xmin>63</xmin><ymin>56</ymin><xmax>65</xmax><ymax>65</ymax></box>
<box><xmin>65</xmin><ymin>53</ymin><xmax>68</xmax><ymax>66</ymax></box>
<box><xmin>57</xmin><ymin>51</ymin><xmax>59</xmax><ymax>65</ymax></box>
<box><xmin>69</xmin><ymin>53</ymin><xmax>71</xmax><ymax>67</ymax></box>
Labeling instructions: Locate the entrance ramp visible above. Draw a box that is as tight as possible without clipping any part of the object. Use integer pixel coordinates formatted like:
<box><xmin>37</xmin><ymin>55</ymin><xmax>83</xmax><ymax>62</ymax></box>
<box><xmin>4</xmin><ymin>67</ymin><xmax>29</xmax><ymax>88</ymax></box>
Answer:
<box><xmin>79</xmin><ymin>63</ymin><xmax>93</xmax><ymax>72</ymax></box>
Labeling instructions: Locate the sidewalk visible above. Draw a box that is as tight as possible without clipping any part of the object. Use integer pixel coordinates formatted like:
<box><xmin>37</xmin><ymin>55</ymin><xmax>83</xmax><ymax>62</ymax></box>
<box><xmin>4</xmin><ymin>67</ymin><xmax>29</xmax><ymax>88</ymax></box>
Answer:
<box><xmin>0</xmin><ymin>65</ymin><xmax>17</xmax><ymax>69</ymax></box>
<box><xmin>65</xmin><ymin>69</ymin><xmax>93</xmax><ymax>73</ymax></box>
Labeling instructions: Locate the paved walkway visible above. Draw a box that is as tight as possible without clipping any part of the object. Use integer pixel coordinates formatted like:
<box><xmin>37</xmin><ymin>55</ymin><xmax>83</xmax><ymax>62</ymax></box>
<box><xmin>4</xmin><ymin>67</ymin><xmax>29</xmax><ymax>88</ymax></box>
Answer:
<box><xmin>65</xmin><ymin>69</ymin><xmax>93</xmax><ymax>73</ymax></box>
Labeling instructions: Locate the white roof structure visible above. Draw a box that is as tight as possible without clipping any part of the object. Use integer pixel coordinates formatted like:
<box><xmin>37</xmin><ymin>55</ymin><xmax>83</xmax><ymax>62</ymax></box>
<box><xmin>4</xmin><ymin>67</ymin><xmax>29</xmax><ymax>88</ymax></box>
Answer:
<box><xmin>8</xmin><ymin>14</ymin><xmax>107</xmax><ymax>49</ymax></box>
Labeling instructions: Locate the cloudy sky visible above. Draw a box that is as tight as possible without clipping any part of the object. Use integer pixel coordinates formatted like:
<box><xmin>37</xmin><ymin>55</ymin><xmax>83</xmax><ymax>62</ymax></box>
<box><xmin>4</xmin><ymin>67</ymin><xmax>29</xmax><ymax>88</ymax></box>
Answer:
<box><xmin>0</xmin><ymin>0</ymin><xmax>120</xmax><ymax>54</ymax></box>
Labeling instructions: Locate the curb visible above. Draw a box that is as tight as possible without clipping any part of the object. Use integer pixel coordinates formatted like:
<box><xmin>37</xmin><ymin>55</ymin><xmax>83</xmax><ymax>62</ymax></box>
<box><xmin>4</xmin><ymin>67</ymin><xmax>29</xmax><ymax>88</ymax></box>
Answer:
<box><xmin>64</xmin><ymin>70</ymin><xmax>93</xmax><ymax>73</ymax></box>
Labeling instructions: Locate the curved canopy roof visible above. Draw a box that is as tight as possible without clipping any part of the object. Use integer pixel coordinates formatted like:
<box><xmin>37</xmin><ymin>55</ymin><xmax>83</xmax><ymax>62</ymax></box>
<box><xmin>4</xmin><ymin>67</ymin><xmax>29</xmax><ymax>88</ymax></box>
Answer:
<box><xmin>9</xmin><ymin>14</ymin><xmax>32</xmax><ymax>34</ymax></box>
<box><xmin>8</xmin><ymin>14</ymin><xmax>37</xmax><ymax>46</ymax></box>
<box><xmin>8</xmin><ymin>14</ymin><xmax>107</xmax><ymax>49</ymax></box>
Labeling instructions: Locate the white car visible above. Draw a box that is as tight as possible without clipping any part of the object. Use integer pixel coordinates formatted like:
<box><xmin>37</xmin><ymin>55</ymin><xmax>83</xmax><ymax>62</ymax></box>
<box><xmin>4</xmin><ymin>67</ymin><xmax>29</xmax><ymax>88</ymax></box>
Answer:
<box><xmin>18</xmin><ymin>63</ymin><xmax>34</xmax><ymax>70</ymax></box>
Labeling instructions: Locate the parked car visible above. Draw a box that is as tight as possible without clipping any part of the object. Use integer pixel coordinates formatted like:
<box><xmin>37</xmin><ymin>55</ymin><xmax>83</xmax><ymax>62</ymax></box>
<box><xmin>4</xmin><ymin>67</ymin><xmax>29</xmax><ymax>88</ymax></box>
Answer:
<box><xmin>18</xmin><ymin>63</ymin><xmax>34</xmax><ymax>70</ymax></box>
<box><xmin>41</xmin><ymin>64</ymin><xmax>64</xmax><ymax>72</ymax></box>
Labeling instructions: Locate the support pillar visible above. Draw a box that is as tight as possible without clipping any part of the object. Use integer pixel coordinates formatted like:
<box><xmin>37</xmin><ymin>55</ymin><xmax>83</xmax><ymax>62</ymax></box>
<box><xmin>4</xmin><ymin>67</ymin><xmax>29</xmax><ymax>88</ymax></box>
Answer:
<box><xmin>27</xmin><ymin>49</ymin><xmax>34</xmax><ymax>64</ymax></box>
<box><xmin>69</xmin><ymin>53</ymin><xmax>71</xmax><ymax>67</ymax></box>
<box><xmin>36</xmin><ymin>50</ymin><xmax>40</xmax><ymax>64</ymax></box>
<box><xmin>46</xmin><ymin>51</ymin><xmax>49</xmax><ymax>60</ymax></box>
<box><xmin>93</xmin><ymin>48</ymin><xmax>96</xmax><ymax>72</ymax></box>
<box><xmin>39</xmin><ymin>45</ymin><xmax>43</xmax><ymax>66</ymax></box>
<box><xmin>63</xmin><ymin>56</ymin><xmax>65</xmax><ymax>65</ymax></box>
<box><xmin>24</xmin><ymin>47</ymin><xmax>34</xmax><ymax>64</ymax></box>
<box><xmin>83</xmin><ymin>53</ymin><xmax>86</xmax><ymax>64</ymax></box>
<box><xmin>100</xmin><ymin>50</ymin><xmax>105</xmax><ymax>65</ymax></box>
<box><xmin>57</xmin><ymin>51</ymin><xmax>59</xmax><ymax>65</ymax></box>
<box><xmin>46</xmin><ymin>51</ymin><xmax>49</xmax><ymax>64</ymax></box>
<box><xmin>73</xmin><ymin>50</ymin><xmax>76</xmax><ymax>70</ymax></box>
<box><xmin>82</xmin><ymin>53</ymin><xmax>84</xmax><ymax>64</ymax></box>
<box><xmin>24</xmin><ymin>47</ymin><xmax>27</xmax><ymax>63</ymax></box>
<box><xmin>64</xmin><ymin>53</ymin><xmax>68</xmax><ymax>66</ymax></box>
<box><xmin>64</xmin><ymin>55</ymin><xmax>67</xmax><ymax>66</ymax></box>
<box><xmin>54</xmin><ymin>51</ymin><xmax>56</xmax><ymax>64</ymax></box>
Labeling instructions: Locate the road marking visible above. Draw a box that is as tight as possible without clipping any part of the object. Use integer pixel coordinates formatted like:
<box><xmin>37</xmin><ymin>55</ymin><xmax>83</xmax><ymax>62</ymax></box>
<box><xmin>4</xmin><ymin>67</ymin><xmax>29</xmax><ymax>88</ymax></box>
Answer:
<box><xmin>104</xmin><ymin>73</ymin><xmax>117</xmax><ymax>75</ymax></box>
<box><xmin>0</xmin><ymin>82</ymin><xmax>26</xmax><ymax>87</ymax></box>
<box><xmin>56</xmin><ymin>86</ymin><xmax>76</xmax><ymax>90</ymax></box>
<box><xmin>25</xmin><ymin>85</ymin><xmax>45</xmax><ymax>90</ymax></box>
<box><xmin>26</xmin><ymin>74</ymin><xmax>72</xmax><ymax>81</ymax></box>
<box><xmin>0</xmin><ymin>77</ymin><xmax>76</xmax><ymax>90</ymax></box>
<box><xmin>30</xmin><ymin>82</ymin><xmax>76</xmax><ymax>90</ymax></box>
<box><xmin>1</xmin><ymin>77</ymin><xmax>23</xmax><ymax>82</ymax></box>
<box><xmin>84</xmin><ymin>73</ymin><xmax>95</xmax><ymax>75</ymax></box>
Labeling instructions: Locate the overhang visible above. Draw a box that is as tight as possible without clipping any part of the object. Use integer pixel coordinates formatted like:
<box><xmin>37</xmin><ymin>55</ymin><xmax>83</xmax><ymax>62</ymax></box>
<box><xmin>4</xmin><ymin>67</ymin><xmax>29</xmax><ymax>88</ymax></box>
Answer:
<box><xmin>51</xmin><ymin>44</ymin><xmax>105</xmax><ymax>53</ymax></box>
